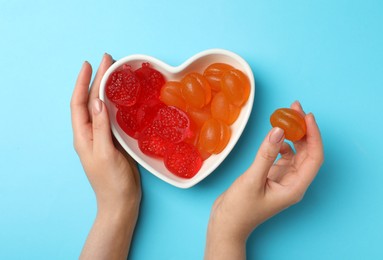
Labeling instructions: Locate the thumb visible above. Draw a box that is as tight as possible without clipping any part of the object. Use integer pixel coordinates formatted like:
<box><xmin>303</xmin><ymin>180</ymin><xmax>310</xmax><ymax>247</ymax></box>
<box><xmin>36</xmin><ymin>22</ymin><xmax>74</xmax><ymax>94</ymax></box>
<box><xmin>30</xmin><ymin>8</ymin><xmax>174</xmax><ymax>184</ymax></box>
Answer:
<box><xmin>245</xmin><ymin>127</ymin><xmax>285</xmax><ymax>185</ymax></box>
<box><xmin>91</xmin><ymin>98</ymin><xmax>114</xmax><ymax>155</ymax></box>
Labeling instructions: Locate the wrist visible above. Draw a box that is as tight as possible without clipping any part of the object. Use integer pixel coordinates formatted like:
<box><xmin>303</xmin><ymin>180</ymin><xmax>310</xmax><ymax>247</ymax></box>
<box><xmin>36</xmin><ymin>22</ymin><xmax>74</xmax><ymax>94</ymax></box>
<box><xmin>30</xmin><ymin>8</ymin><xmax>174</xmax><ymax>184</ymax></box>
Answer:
<box><xmin>83</xmin><ymin>196</ymin><xmax>140</xmax><ymax>260</ymax></box>
<box><xmin>207</xmin><ymin>215</ymin><xmax>248</xmax><ymax>244</ymax></box>
<box><xmin>96</xmin><ymin>187</ymin><xmax>141</xmax><ymax>211</ymax></box>
<box><xmin>95</xmin><ymin>201</ymin><xmax>140</xmax><ymax>241</ymax></box>
<box><xmin>205</xmin><ymin>218</ymin><xmax>247</xmax><ymax>260</ymax></box>
<box><xmin>208</xmin><ymin>200</ymin><xmax>254</xmax><ymax>243</ymax></box>
<box><xmin>97</xmin><ymin>195</ymin><xmax>140</xmax><ymax>220</ymax></box>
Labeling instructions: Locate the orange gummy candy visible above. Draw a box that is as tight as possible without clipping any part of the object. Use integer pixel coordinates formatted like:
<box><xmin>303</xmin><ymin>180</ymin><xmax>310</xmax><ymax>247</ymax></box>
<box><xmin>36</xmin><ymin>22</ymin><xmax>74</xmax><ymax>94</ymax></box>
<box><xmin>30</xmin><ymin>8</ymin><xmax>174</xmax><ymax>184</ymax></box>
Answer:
<box><xmin>156</xmin><ymin>63</ymin><xmax>251</xmax><ymax>160</ymax></box>
<box><xmin>181</xmin><ymin>73</ymin><xmax>211</xmax><ymax>108</ymax></box>
<box><xmin>203</xmin><ymin>63</ymin><xmax>234</xmax><ymax>92</ymax></box>
<box><xmin>186</xmin><ymin>106</ymin><xmax>212</xmax><ymax>129</ymax></box>
<box><xmin>211</xmin><ymin>92</ymin><xmax>240</xmax><ymax>125</ymax></box>
<box><xmin>270</xmin><ymin>108</ymin><xmax>307</xmax><ymax>142</ymax></box>
<box><xmin>184</xmin><ymin>129</ymin><xmax>212</xmax><ymax>161</ymax></box>
<box><xmin>198</xmin><ymin>118</ymin><xmax>231</xmax><ymax>154</ymax></box>
<box><xmin>221</xmin><ymin>69</ymin><xmax>250</xmax><ymax>107</ymax></box>
<box><xmin>160</xmin><ymin>81</ymin><xmax>187</xmax><ymax>111</ymax></box>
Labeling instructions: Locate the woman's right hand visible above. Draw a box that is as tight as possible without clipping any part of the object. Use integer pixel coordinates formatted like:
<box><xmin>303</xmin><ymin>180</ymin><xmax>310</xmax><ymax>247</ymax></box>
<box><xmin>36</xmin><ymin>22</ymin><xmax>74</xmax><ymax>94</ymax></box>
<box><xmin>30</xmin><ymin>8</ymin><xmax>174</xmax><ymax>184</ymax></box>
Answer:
<box><xmin>205</xmin><ymin>101</ymin><xmax>324</xmax><ymax>260</ymax></box>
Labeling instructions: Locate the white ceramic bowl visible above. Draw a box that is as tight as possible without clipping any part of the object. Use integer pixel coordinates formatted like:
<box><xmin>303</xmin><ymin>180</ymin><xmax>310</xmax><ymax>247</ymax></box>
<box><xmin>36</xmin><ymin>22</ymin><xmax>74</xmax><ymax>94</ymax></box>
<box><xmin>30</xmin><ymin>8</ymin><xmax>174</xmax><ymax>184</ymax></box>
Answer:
<box><xmin>99</xmin><ymin>49</ymin><xmax>255</xmax><ymax>188</ymax></box>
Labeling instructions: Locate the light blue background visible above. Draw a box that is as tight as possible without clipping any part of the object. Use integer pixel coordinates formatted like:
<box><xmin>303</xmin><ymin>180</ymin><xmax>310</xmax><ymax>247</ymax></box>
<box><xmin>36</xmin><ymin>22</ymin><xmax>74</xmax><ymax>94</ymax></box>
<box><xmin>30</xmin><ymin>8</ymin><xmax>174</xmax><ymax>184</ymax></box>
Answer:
<box><xmin>1</xmin><ymin>0</ymin><xmax>382</xmax><ymax>259</ymax></box>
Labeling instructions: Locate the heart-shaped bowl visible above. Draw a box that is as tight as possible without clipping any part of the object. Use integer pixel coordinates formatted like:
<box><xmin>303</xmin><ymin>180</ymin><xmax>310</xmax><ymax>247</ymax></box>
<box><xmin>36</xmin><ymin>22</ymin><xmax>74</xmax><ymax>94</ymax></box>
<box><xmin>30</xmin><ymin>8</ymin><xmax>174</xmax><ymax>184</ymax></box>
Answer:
<box><xmin>100</xmin><ymin>49</ymin><xmax>255</xmax><ymax>188</ymax></box>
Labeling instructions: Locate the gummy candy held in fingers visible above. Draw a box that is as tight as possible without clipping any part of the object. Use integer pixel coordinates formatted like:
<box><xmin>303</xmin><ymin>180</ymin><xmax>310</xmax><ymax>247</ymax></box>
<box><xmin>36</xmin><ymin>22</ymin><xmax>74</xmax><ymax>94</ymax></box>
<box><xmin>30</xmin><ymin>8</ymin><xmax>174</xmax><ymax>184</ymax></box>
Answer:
<box><xmin>270</xmin><ymin>108</ymin><xmax>306</xmax><ymax>141</ymax></box>
<box><xmin>106</xmin><ymin>65</ymin><xmax>141</xmax><ymax>107</ymax></box>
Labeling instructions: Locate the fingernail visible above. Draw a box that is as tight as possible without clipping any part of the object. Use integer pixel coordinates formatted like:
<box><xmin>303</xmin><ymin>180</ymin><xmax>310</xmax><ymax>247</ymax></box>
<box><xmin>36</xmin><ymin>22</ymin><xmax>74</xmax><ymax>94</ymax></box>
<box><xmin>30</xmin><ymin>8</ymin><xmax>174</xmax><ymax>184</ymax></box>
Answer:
<box><xmin>269</xmin><ymin>127</ymin><xmax>284</xmax><ymax>144</ymax></box>
<box><xmin>105</xmin><ymin>52</ymin><xmax>113</xmax><ymax>59</ymax></box>
<box><xmin>296</xmin><ymin>100</ymin><xmax>304</xmax><ymax>111</ymax></box>
<box><xmin>307</xmin><ymin>112</ymin><xmax>315</xmax><ymax>121</ymax></box>
<box><xmin>102</xmin><ymin>53</ymin><xmax>107</xmax><ymax>63</ymax></box>
<box><xmin>93</xmin><ymin>99</ymin><xmax>102</xmax><ymax>114</ymax></box>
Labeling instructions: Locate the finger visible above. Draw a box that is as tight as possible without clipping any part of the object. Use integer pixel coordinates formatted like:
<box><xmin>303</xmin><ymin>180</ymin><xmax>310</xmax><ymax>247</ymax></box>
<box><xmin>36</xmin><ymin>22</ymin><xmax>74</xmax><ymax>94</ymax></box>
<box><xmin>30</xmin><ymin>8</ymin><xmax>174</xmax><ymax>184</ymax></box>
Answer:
<box><xmin>291</xmin><ymin>100</ymin><xmax>306</xmax><ymax>117</ymax></box>
<box><xmin>71</xmin><ymin>62</ymin><xmax>93</xmax><ymax>150</ymax></box>
<box><xmin>113</xmin><ymin>136</ymin><xmax>142</xmax><ymax>188</ymax></box>
<box><xmin>304</xmin><ymin>113</ymin><xmax>324</xmax><ymax>165</ymax></box>
<box><xmin>280</xmin><ymin>142</ymin><xmax>295</xmax><ymax>160</ymax></box>
<box><xmin>244</xmin><ymin>127</ymin><xmax>285</xmax><ymax>187</ymax></box>
<box><xmin>88</xmin><ymin>53</ymin><xmax>114</xmax><ymax>113</ymax></box>
<box><xmin>92</xmin><ymin>98</ymin><xmax>115</xmax><ymax>155</ymax></box>
<box><xmin>267</xmin><ymin>142</ymin><xmax>294</xmax><ymax>182</ymax></box>
<box><xmin>290</xmin><ymin>100</ymin><xmax>307</xmax><ymax>153</ymax></box>
<box><xmin>113</xmin><ymin>137</ymin><xmax>135</xmax><ymax>164</ymax></box>
<box><xmin>294</xmin><ymin>113</ymin><xmax>324</xmax><ymax>192</ymax></box>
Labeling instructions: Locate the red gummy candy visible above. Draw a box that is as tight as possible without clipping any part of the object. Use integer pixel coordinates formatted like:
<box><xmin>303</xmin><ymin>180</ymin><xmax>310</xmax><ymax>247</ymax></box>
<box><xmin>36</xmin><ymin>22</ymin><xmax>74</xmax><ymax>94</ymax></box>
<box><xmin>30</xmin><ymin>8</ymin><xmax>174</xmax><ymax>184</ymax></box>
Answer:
<box><xmin>153</xmin><ymin>106</ymin><xmax>192</xmax><ymax>143</ymax></box>
<box><xmin>116</xmin><ymin>105</ymin><xmax>141</xmax><ymax>139</ymax></box>
<box><xmin>117</xmin><ymin>100</ymin><xmax>166</xmax><ymax>139</ymax></box>
<box><xmin>135</xmin><ymin>63</ymin><xmax>165</xmax><ymax>103</ymax></box>
<box><xmin>164</xmin><ymin>142</ymin><xmax>202</xmax><ymax>178</ymax></box>
<box><xmin>136</xmin><ymin>100</ymin><xmax>166</xmax><ymax>130</ymax></box>
<box><xmin>138</xmin><ymin>125</ymin><xmax>170</xmax><ymax>157</ymax></box>
<box><xmin>106</xmin><ymin>65</ymin><xmax>141</xmax><ymax>107</ymax></box>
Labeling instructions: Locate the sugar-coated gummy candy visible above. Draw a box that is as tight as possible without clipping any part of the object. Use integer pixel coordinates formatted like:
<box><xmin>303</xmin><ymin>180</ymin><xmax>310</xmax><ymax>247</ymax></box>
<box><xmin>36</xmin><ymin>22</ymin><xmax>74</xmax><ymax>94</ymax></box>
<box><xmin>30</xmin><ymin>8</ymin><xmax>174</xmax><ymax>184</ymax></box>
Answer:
<box><xmin>181</xmin><ymin>73</ymin><xmax>212</xmax><ymax>108</ymax></box>
<box><xmin>138</xmin><ymin>125</ymin><xmax>170</xmax><ymax>157</ymax></box>
<box><xmin>116</xmin><ymin>101</ymin><xmax>165</xmax><ymax>139</ymax></box>
<box><xmin>152</xmin><ymin>106</ymin><xmax>192</xmax><ymax>143</ymax></box>
<box><xmin>136</xmin><ymin>100</ymin><xmax>166</xmax><ymax>130</ymax></box>
<box><xmin>135</xmin><ymin>62</ymin><xmax>165</xmax><ymax>103</ymax></box>
<box><xmin>270</xmin><ymin>108</ymin><xmax>306</xmax><ymax>141</ymax></box>
<box><xmin>106</xmin><ymin>65</ymin><xmax>141</xmax><ymax>107</ymax></box>
<box><xmin>164</xmin><ymin>142</ymin><xmax>202</xmax><ymax>179</ymax></box>
<box><xmin>221</xmin><ymin>69</ymin><xmax>250</xmax><ymax>107</ymax></box>
<box><xmin>203</xmin><ymin>63</ymin><xmax>234</xmax><ymax>92</ymax></box>
<box><xmin>116</xmin><ymin>105</ymin><xmax>141</xmax><ymax>139</ymax></box>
